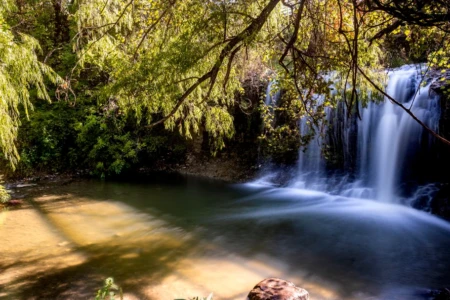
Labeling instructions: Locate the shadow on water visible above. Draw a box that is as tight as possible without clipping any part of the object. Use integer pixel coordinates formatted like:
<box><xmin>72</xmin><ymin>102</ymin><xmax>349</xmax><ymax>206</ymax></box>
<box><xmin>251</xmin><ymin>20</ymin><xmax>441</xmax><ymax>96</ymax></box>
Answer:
<box><xmin>4</xmin><ymin>241</ymin><xmax>199</xmax><ymax>300</ymax></box>
<box><xmin>2</xmin><ymin>174</ymin><xmax>450</xmax><ymax>299</ymax></box>
<box><xmin>1</xmin><ymin>176</ymin><xmax>269</xmax><ymax>299</ymax></box>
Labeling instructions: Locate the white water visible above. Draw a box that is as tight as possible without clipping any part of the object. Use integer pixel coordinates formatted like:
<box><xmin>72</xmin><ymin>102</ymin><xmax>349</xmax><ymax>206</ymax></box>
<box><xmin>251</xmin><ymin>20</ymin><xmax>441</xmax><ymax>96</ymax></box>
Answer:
<box><xmin>361</xmin><ymin>66</ymin><xmax>440</xmax><ymax>202</ymax></box>
<box><xmin>261</xmin><ymin>65</ymin><xmax>441</xmax><ymax>204</ymax></box>
<box><xmin>265</xmin><ymin>81</ymin><xmax>281</xmax><ymax>106</ymax></box>
<box><xmin>249</xmin><ymin>65</ymin><xmax>450</xmax><ymax>298</ymax></box>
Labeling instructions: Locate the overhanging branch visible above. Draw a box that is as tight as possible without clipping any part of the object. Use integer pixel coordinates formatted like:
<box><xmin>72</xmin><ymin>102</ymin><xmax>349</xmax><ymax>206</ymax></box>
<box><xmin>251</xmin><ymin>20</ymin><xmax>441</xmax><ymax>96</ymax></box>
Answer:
<box><xmin>146</xmin><ymin>0</ymin><xmax>281</xmax><ymax>128</ymax></box>
<box><xmin>358</xmin><ymin>66</ymin><xmax>450</xmax><ymax>146</ymax></box>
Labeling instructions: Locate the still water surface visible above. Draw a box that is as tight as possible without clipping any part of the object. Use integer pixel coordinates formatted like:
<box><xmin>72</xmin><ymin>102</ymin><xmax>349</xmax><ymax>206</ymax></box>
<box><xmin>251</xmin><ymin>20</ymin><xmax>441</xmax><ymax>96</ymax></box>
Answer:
<box><xmin>2</xmin><ymin>174</ymin><xmax>450</xmax><ymax>299</ymax></box>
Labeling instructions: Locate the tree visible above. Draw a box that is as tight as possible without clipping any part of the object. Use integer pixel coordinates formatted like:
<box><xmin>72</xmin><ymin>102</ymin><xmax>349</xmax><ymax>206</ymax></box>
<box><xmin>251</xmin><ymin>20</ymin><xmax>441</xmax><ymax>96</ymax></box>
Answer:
<box><xmin>2</xmin><ymin>0</ymin><xmax>450</xmax><ymax>177</ymax></box>
<box><xmin>0</xmin><ymin>0</ymin><xmax>61</xmax><ymax>199</ymax></box>
<box><xmin>0</xmin><ymin>1</ymin><xmax>60</xmax><ymax>168</ymax></box>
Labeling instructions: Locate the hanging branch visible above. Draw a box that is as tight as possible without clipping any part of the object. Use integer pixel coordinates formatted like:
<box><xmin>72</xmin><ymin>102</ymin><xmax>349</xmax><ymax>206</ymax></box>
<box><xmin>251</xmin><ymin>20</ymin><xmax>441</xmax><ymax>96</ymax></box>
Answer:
<box><xmin>365</xmin><ymin>0</ymin><xmax>450</xmax><ymax>28</ymax></box>
<box><xmin>369</xmin><ymin>19</ymin><xmax>404</xmax><ymax>44</ymax></box>
<box><xmin>358</xmin><ymin>66</ymin><xmax>450</xmax><ymax>146</ymax></box>
<box><xmin>132</xmin><ymin>1</ymin><xmax>176</xmax><ymax>61</ymax></box>
<box><xmin>71</xmin><ymin>0</ymin><xmax>135</xmax><ymax>76</ymax></box>
<box><xmin>336</xmin><ymin>0</ymin><xmax>361</xmax><ymax>118</ymax></box>
<box><xmin>278</xmin><ymin>0</ymin><xmax>319</xmax><ymax>121</ymax></box>
<box><xmin>222</xmin><ymin>45</ymin><xmax>242</xmax><ymax>94</ymax></box>
<box><xmin>146</xmin><ymin>0</ymin><xmax>282</xmax><ymax>128</ymax></box>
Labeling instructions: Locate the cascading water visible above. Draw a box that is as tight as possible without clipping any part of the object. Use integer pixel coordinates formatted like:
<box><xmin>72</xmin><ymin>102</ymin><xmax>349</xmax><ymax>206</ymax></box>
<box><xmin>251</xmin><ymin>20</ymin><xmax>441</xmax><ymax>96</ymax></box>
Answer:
<box><xmin>260</xmin><ymin>65</ymin><xmax>441</xmax><ymax>204</ymax></box>
<box><xmin>358</xmin><ymin>66</ymin><xmax>440</xmax><ymax>202</ymax></box>
<box><xmin>243</xmin><ymin>65</ymin><xmax>449</xmax><ymax>299</ymax></box>
<box><xmin>290</xmin><ymin>95</ymin><xmax>329</xmax><ymax>190</ymax></box>
<box><xmin>265</xmin><ymin>81</ymin><xmax>281</xmax><ymax>106</ymax></box>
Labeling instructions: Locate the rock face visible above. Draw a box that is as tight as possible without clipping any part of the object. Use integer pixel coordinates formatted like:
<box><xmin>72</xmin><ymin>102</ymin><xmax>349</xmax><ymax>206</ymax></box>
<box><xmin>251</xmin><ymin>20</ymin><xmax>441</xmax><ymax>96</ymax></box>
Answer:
<box><xmin>247</xmin><ymin>278</ymin><xmax>309</xmax><ymax>300</ymax></box>
<box><xmin>431</xmin><ymin>184</ymin><xmax>450</xmax><ymax>220</ymax></box>
<box><xmin>432</xmin><ymin>288</ymin><xmax>450</xmax><ymax>300</ymax></box>
<box><xmin>430</xmin><ymin>69</ymin><xmax>450</xmax><ymax>95</ymax></box>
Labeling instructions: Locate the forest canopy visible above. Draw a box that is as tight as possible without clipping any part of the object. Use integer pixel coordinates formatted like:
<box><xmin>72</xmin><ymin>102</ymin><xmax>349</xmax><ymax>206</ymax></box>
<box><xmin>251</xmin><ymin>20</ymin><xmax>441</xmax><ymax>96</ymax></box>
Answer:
<box><xmin>0</xmin><ymin>0</ymin><xmax>449</xmax><ymax>175</ymax></box>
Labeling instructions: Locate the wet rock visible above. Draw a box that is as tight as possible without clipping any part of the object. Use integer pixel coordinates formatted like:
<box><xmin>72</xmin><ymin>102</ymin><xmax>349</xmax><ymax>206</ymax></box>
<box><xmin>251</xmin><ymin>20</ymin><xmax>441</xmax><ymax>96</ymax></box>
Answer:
<box><xmin>15</xmin><ymin>183</ymin><xmax>37</xmax><ymax>188</ymax></box>
<box><xmin>431</xmin><ymin>288</ymin><xmax>450</xmax><ymax>300</ymax></box>
<box><xmin>6</xmin><ymin>199</ymin><xmax>24</xmax><ymax>207</ymax></box>
<box><xmin>431</xmin><ymin>184</ymin><xmax>450</xmax><ymax>220</ymax></box>
<box><xmin>247</xmin><ymin>278</ymin><xmax>309</xmax><ymax>300</ymax></box>
<box><xmin>430</xmin><ymin>70</ymin><xmax>450</xmax><ymax>95</ymax></box>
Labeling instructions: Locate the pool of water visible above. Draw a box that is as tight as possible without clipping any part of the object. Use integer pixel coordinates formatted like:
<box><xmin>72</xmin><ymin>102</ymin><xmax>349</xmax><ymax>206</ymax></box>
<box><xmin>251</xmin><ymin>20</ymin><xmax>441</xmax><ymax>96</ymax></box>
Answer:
<box><xmin>1</xmin><ymin>174</ymin><xmax>450</xmax><ymax>299</ymax></box>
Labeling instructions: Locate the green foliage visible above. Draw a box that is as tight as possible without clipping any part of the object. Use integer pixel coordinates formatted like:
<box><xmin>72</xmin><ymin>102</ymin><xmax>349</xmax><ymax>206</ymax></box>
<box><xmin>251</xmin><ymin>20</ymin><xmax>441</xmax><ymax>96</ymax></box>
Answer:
<box><xmin>95</xmin><ymin>277</ymin><xmax>123</xmax><ymax>300</ymax></box>
<box><xmin>12</xmin><ymin>94</ymin><xmax>187</xmax><ymax>177</ymax></box>
<box><xmin>94</xmin><ymin>278</ymin><xmax>212</xmax><ymax>300</ymax></box>
<box><xmin>70</xmin><ymin>0</ymin><xmax>272</xmax><ymax>153</ymax></box>
<box><xmin>75</xmin><ymin>114</ymin><xmax>140</xmax><ymax>177</ymax></box>
<box><xmin>188</xmin><ymin>294</ymin><xmax>213</xmax><ymax>300</ymax></box>
<box><xmin>0</xmin><ymin>184</ymin><xmax>10</xmax><ymax>203</ymax></box>
<box><xmin>15</xmin><ymin>101</ymin><xmax>81</xmax><ymax>175</ymax></box>
<box><xmin>176</xmin><ymin>293</ymin><xmax>213</xmax><ymax>300</ymax></box>
<box><xmin>258</xmin><ymin>97</ymin><xmax>302</xmax><ymax>163</ymax></box>
<box><xmin>1</xmin><ymin>0</ymin><xmax>450</xmax><ymax>176</ymax></box>
<box><xmin>0</xmin><ymin>10</ymin><xmax>61</xmax><ymax>168</ymax></box>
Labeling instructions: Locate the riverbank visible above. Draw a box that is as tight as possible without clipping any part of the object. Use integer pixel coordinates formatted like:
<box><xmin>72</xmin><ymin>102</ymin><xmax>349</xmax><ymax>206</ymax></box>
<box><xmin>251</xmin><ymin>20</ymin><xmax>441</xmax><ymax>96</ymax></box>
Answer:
<box><xmin>2</xmin><ymin>149</ymin><xmax>260</xmax><ymax>188</ymax></box>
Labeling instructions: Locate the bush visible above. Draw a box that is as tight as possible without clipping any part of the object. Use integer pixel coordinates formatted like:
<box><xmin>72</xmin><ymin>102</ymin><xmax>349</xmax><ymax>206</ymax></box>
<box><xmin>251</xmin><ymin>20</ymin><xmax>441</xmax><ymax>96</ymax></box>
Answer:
<box><xmin>95</xmin><ymin>277</ymin><xmax>122</xmax><ymax>300</ymax></box>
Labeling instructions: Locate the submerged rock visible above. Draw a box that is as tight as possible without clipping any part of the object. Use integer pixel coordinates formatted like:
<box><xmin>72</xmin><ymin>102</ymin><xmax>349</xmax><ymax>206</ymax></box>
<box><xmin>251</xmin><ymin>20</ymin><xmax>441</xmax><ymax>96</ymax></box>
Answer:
<box><xmin>247</xmin><ymin>278</ymin><xmax>309</xmax><ymax>300</ymax></box>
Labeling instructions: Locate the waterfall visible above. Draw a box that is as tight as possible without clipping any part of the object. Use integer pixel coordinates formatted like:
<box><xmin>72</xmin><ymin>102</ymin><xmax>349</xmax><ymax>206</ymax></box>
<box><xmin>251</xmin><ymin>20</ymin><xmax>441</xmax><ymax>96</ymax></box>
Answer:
<box><xmin>260</xmin><ymin>65</ymin><xmax>441</xmax><ymax>204</ymax></box>
<box><xmin>358</xmin><ymin>65</ymin><xmax>440</xmax><ymax>202</ymax></box>
<box><xmin>265</xmin><ymin>81</ymin><xmax>281</xmax><ymax>106</ymax></box>
<box><xmin>290</xmin><ymin>95</ymin><xmax>329</xmax><ymax>190</ymax></box>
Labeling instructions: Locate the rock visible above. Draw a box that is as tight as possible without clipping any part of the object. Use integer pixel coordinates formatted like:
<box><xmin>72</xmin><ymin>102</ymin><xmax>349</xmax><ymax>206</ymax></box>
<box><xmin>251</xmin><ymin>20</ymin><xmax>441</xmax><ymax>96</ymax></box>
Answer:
<box><xmin>432</xmin><ymin>288</ymin><xmax>450</xmax><ymax>300</ymax></box>
<box><xmin>431</xmin><ymin>184</ymin><xmax>450</xmax><ymax>220</ymax></box>
<box><xmin>15</xmin><ymin>183</ymin><xmax>37</xmax><ymax>188</ymax></box>
<box><xmin>430</xmin><ymin>70</ymin><xmax>450</xmax><ymax>95</ymax></box>
<box><xmin>6</xmin><ymin>199</ymin><xmax>23</xmax><ymax>207</ymax></box>
<box><xmin>247</xmin><ymin>278</ymin><xmax>309</xmax><ymax>300</ymax></box>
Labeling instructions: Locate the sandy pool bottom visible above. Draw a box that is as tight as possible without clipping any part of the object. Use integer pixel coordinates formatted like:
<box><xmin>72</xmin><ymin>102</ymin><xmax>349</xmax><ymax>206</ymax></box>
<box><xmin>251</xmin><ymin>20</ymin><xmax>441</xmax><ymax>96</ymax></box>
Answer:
<box><xmin>0</xmin><ymin>194</ymin><xmax>342</xmax><ymax>300</ymax></box>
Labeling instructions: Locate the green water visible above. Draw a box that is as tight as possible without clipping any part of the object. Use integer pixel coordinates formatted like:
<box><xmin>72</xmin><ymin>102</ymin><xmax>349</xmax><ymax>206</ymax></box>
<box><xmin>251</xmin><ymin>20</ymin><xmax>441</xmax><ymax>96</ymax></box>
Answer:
<box><xmin>2</xmin><ymin>174</ymin><xmax>450</xmax><ymax>300</ymax></box>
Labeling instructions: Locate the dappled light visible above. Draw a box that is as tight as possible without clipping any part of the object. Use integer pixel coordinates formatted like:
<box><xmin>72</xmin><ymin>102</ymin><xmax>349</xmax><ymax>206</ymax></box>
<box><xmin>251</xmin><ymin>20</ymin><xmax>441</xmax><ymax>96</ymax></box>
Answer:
<box><xmin>1</xmin><ymin>0</ymin><xmax>450</xmax><ymax>299</ymax></box>
<box><xmin>1</xmin><ymin>184</ymin><xmax>348</xmax><ymax>299</ymax></box>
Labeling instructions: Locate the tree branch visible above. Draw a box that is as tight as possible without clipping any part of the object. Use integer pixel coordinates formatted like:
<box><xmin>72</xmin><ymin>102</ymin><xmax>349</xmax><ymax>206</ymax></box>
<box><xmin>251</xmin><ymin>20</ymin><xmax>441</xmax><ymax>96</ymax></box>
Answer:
<box><xmin>132</xmin><ymin>1</ymin><xmax>175</xmax><ymax>61</ymax></box>
<box><xmin>146</xmin><ymin>0</ymin><xmax>282</xmax><ymax>128</ymax></box>
<box><xmin>358</xmin><ymin>66</ymin><xmax>450</xmax><ymax>146</ymax></box>
<box><xmin>369</xmin><ymin>19</ymin><xmax>404</xmax><ymax>44</ymax></box>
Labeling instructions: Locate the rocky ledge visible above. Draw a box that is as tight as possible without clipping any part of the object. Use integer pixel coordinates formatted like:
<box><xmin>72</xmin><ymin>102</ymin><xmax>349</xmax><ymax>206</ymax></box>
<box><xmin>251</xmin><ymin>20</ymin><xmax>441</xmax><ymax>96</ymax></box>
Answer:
<box><xmin>430</xmin><ymin>69</ymin><xmax>450</xmax><ymax>95</ymax></box>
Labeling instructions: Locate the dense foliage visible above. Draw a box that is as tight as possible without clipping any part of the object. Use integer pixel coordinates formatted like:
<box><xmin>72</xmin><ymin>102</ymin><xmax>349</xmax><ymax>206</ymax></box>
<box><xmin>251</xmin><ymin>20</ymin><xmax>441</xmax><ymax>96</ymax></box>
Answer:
<box><xmin>0</xmin><ymin>0</ymin><xmax>60</xmax><ymax>168</ymax></box>
<box><xmin>0</xmin><ymin>0</ymin><xmax>449</xmax><ymax>177</ymax></box>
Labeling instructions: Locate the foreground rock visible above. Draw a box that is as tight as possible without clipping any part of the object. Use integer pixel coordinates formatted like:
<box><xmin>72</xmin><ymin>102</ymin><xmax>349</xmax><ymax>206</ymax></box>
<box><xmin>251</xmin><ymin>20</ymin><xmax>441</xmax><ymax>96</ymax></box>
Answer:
<box><xmin>247</xmin><ymin>278</ymin><xmax>309</xmax><ymax>300</ymax></box>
